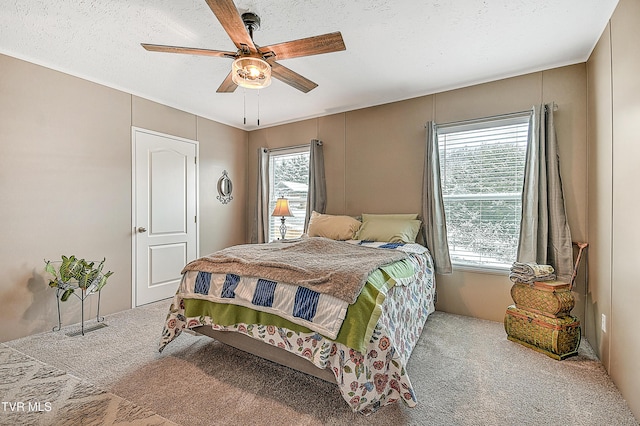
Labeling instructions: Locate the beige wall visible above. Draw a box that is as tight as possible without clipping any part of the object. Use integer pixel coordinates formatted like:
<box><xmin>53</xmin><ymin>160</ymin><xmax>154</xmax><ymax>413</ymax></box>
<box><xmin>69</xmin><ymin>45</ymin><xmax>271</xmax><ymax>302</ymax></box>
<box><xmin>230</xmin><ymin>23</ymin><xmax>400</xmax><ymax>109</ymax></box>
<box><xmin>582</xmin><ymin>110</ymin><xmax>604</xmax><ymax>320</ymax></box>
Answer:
<box><xmin>197</xmin><ymin>116</ymin><xmax>249</xmax><ymax>254</ymax></box>
<box><xmin>587</xmin><ymin>0</ymin><xmax>640</xmax><ymax>419</ymax></box>
<box><xmin>0</xmin><ymin>53</ymin><xmax>247</xmax><ymax>342</ymax></box>
<box><xmin>248</xmin><ymin>64</ymin><xmax>588</xmax><ymax>325</ymax></box>
<box><xmin>586</xmin><ymin>22</ymin><xmax>613</xmax><ymax>373</ymax></box>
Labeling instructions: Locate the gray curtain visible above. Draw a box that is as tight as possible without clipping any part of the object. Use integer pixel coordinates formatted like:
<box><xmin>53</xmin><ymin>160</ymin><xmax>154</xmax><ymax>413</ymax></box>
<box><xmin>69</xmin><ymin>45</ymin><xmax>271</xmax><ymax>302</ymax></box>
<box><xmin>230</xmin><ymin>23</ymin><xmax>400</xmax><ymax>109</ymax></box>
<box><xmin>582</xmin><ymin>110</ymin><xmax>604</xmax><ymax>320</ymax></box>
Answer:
<box><xmin>251</xmin><ymin>147</ymin><xmax>270</xmax><ymax>244</ymax></box>
<box><xmin>422</xmin><ymin>122</ymin><xmax>452</xmax><ymax>274</ymax></box>
<box><xmin>304</xmin><ymin>140</ymin><xmax>327</xmax><ymax>231</ymax></box>
<box><xmin>517</xmin><ymin>104</ymin><xmax>573</xmax><ymax>281</ymax></box>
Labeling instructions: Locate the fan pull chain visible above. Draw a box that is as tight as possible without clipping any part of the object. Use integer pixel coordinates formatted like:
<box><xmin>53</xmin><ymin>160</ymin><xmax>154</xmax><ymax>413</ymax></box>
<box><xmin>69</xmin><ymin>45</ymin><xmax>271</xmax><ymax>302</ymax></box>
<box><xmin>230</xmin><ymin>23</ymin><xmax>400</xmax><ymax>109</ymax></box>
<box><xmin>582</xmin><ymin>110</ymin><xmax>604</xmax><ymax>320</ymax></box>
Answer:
<box><xmin>243</xmin><ymin>88</ymin><xmax>246</xmax><ymax>125</ymax></box>
<box><xmin>257</xmin><ymin>90</ymin><xmax>260</xmax><ymax>126</ymax></box>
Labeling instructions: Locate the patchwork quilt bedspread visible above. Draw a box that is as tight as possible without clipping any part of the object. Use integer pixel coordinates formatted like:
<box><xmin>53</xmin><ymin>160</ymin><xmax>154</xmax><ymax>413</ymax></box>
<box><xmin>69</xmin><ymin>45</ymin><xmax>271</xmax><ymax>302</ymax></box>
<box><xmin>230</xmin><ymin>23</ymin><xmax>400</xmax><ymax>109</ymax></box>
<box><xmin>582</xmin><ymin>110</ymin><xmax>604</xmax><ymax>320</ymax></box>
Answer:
<box><xmin>159</xmin><ymin>240</ymin><xmax>436</xmax><ymax>414</ymax></box>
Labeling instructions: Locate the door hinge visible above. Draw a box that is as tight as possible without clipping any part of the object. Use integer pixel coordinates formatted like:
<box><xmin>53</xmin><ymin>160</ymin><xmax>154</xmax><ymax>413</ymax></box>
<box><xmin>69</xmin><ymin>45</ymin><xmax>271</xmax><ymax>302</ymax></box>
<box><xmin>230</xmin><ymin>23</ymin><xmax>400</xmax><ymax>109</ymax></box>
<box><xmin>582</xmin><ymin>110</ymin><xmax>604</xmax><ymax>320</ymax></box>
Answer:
<box><xmin>194</xmin><ymin>156</ymin><xmax>197</xmax><ymax>164</ymax></box>
<box><xmin>195</xmin><ymin>215</ymin><xmax>197</xmax><ymax>223</ymax></box>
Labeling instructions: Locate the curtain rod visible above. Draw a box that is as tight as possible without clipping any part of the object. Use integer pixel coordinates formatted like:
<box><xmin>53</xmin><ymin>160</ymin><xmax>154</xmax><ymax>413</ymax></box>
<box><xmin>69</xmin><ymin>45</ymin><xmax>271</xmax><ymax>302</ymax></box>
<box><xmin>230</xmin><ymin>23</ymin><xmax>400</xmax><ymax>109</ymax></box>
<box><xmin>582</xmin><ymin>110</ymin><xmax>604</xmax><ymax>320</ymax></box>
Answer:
<box><xmin>264</xmin><ymin>140</ymin><xmax>321</xmax><ymax>153</ymax></box>
<box><xmin>427</xmin><ymin>103</ymin><xmax>558</xmax><ymax>129</ymax></box>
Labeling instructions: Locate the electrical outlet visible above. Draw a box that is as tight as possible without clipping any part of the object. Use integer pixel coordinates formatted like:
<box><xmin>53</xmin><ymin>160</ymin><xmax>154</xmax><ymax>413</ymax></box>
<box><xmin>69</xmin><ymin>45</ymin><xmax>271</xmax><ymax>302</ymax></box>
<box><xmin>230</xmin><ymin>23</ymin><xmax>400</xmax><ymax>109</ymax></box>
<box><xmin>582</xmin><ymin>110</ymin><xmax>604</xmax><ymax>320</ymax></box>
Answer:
<box><xmin>601</xmin><ymin>313</ymin><xmax>607</xmax><ymax>333</ymax></box>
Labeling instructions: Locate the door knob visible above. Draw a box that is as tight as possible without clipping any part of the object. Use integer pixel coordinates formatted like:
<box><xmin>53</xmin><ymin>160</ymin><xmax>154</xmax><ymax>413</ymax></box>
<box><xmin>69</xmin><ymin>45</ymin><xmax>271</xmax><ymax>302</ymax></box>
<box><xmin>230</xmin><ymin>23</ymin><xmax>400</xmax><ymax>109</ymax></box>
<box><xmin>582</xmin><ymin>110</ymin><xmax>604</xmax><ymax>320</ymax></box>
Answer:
<box><xmin>137</xmin><ymin>227</ymin><xmax>147</xmax><ymax>233</ymax></box>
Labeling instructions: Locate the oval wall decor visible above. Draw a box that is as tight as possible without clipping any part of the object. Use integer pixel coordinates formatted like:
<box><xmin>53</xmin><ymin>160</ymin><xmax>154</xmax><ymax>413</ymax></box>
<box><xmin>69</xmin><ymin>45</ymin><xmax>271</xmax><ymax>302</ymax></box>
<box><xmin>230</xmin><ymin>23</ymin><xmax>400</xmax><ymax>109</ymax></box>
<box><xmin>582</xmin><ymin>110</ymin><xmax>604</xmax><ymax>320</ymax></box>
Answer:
<box><xmin>216</xmin><ymin>170</ymin><xmax>233</xmax><ymax>204</ymax></box>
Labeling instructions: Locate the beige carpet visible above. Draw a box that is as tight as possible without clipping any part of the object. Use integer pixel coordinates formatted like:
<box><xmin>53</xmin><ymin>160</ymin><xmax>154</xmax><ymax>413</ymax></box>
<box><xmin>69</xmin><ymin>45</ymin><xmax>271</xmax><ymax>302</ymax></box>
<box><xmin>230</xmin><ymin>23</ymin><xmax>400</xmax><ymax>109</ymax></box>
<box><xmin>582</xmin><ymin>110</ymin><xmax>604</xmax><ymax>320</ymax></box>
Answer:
<box><xmin>0</xmin><ymin>344</ymin><xmax>175</xmax><ymax>425</ymax></box>
<box><xmin>2</xmin><ymin>300</ymin><xmax>638</xmax><ymax>425</ymax></box>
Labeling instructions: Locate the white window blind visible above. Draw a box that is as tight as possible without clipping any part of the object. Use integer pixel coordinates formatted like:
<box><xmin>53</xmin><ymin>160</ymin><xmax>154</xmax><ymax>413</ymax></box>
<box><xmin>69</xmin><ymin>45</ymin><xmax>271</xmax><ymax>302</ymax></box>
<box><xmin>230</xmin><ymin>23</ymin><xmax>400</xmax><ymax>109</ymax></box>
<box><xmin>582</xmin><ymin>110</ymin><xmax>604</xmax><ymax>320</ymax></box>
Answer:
<box><xmin>437</xmin><ymin>113</ymin><xmax>530</xmax><ymax>269</ymax></box>
<box><xmin>268</xmin><ymin>146</ymin><xmax>310</xmax><ymax>241</ymax></box>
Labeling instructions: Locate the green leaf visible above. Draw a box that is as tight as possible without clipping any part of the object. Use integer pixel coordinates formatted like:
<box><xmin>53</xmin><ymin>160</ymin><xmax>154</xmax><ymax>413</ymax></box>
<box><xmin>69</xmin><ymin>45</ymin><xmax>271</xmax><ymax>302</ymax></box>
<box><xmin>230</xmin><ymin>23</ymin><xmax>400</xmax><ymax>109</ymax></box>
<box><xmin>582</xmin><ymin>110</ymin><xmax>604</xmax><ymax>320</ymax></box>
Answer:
<box><xmin>95</xmin><ymin>258</ymin><xmax>106</xmax><ymax>274</ymax></box>
<box><xmin>44</xmin><ymin>260</ymin><xmax>57</xmax><ymax>279</ymax></box>
<box><xmin>92</xmin><ymin>272</ymin><xmax>109</xmax><ymax>292</ymax></box>
<box><xmin>60</xmin><ymin>288</ymin><xmax>74</xmax><ymax>302</ymax></box>
<box><xmin>78</xmin><ymin>268</ymin><xmax>99</xmax><ymax>289</ymax></box>
<box><xmin>59</xmin><ymin>255</ymin><xmax>83</xmax><ymax>282</ymax></box>
<box><xmin>58</xmin><ymin>256</ymin><xmax>71</xmax><ymax>281</ymax></box>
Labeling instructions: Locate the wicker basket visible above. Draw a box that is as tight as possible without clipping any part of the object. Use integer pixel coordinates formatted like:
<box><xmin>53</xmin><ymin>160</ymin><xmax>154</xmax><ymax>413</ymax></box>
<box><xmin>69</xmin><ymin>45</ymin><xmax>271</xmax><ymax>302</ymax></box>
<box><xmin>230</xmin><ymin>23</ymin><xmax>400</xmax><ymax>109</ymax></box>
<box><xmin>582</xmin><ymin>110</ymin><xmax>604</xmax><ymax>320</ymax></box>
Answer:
<box><xmin>510</xmin><ymin>281</ymin><xmax>575</xmax><ymax>318</ymax></box>
<box><xmin>504</xmin><ymin>305</ymin><xmax>580</xmax><ymax>360</ymax></box>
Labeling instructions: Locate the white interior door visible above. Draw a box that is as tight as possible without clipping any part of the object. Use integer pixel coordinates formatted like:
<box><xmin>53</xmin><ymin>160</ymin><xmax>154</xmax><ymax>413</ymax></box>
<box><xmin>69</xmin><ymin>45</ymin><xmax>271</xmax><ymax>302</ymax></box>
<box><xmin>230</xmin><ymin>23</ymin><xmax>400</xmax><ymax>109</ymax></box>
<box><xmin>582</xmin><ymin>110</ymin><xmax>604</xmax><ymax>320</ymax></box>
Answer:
<box><xmin>133</xmin><ymin>128</ymin><xmax>198</xmax><ymax>306</ymax></box>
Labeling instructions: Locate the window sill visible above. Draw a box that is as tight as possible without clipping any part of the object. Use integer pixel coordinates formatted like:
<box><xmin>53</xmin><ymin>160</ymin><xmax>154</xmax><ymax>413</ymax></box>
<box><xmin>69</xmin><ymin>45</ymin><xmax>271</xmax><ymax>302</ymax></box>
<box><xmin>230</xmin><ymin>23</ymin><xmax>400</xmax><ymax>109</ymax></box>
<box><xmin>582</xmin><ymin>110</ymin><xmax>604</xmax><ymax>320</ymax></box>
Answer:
<box><xmin>451</xmin><ymin>263</ymin><xmax>510</xmax><ymax>276</ymax></box>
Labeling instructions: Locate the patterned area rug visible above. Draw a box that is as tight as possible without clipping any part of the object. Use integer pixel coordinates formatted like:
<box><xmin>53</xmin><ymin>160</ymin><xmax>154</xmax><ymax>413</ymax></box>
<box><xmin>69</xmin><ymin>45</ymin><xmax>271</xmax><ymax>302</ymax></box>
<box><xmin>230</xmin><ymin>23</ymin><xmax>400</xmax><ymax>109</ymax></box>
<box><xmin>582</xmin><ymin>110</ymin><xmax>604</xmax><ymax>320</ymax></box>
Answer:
<box><xmin>0</xmin><ymin>344</ymin><xmax>175</xmax><ymax>425</ymax></box>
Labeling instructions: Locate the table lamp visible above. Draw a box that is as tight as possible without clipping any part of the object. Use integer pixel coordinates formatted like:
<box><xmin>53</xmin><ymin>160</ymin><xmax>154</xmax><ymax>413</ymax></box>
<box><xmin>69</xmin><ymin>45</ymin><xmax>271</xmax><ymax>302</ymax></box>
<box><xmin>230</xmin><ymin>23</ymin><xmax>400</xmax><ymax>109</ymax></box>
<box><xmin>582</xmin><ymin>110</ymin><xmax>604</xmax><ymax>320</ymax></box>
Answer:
<box><xmin>271</xmin><ymin>197</ymin><xmax>293</xmax><ymax>240</ymax></box>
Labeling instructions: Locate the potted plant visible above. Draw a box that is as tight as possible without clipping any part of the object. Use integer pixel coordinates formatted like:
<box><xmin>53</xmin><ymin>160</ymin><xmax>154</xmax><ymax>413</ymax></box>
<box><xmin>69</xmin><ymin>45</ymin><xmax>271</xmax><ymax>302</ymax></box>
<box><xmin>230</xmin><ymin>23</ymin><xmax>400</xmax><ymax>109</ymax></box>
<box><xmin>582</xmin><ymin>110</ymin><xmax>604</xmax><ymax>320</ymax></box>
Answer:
<box><xmin>45</xmin><ymin>255</ymin><xmax>113</xmax><ymax>301</ymax></box>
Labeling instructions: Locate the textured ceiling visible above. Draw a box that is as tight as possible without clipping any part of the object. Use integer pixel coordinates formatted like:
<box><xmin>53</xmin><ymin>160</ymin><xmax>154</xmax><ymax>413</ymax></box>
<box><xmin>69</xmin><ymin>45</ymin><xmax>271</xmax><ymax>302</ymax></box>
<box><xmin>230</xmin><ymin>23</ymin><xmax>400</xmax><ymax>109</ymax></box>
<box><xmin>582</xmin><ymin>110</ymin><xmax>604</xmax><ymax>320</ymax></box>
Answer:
<box><xmin>0</xmin><ymin>0</ymin><xmax>619</xmax><ymax>130</ymax></box>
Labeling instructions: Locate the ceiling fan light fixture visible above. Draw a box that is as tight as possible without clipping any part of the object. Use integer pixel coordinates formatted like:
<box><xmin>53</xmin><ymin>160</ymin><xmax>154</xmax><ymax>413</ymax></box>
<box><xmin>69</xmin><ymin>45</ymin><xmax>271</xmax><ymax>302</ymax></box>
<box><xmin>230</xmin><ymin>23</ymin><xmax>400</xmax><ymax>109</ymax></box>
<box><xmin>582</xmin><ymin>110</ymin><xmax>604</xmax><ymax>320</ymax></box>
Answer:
<box><xmin>232</xmin><ymin>57</ymin><xmax>272</xmax><ymax>89</ymax></box>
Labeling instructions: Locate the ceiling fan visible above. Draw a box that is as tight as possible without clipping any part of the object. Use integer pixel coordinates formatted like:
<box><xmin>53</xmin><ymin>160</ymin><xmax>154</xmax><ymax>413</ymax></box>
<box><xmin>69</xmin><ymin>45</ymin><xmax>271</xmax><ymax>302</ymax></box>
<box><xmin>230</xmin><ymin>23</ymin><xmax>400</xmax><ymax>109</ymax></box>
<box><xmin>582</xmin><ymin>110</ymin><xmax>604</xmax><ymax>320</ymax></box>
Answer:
<box><xmin>141</xmin><ymin>0</ymin><xmax>346</xmax><ymax>93</ymax></box>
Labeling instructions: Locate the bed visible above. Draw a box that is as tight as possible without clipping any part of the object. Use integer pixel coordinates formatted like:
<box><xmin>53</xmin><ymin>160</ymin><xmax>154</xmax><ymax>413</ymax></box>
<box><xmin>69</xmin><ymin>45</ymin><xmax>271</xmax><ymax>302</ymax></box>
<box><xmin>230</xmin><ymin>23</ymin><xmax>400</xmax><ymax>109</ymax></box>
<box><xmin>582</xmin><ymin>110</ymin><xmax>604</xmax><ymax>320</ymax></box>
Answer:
<box><xmin>159</xmin><ymin>213</ymin><xmax>436</xmax><ymax>414</ymax></box>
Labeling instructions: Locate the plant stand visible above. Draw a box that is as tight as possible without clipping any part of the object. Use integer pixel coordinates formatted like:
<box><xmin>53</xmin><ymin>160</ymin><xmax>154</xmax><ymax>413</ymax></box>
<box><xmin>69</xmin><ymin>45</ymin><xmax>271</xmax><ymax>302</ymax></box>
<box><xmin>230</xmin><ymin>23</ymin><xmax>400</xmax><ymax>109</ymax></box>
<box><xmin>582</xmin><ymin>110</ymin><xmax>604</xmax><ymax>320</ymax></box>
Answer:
<box><xmin>53</xmin><ymin>283</ymin><xmax>104</xmax><ymax>336</ymax></box>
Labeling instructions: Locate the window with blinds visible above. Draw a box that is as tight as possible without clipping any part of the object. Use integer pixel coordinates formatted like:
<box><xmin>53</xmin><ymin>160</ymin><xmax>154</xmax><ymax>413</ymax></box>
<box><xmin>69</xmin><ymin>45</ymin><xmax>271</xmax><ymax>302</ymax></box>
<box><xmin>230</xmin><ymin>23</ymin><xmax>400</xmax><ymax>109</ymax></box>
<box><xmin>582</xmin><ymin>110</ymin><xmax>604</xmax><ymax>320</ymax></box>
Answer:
<box><xmin>437</xmin><ymin>113</ymin><xmax>530</xmax><ymax>269</ymax></box>
<box><xmin>268</xmin><ymin>146</ymin><xmax>310</xmax><ymax>241</ymax></box>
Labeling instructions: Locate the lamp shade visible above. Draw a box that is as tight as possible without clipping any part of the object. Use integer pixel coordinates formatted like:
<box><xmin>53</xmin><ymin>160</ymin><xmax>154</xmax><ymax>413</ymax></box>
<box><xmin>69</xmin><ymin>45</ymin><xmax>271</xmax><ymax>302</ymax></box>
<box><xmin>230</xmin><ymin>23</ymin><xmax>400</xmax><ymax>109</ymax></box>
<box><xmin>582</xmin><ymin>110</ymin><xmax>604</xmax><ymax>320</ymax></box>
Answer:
<box><xmin>271</xmin><ymin>197</ymin><xmax>293</xmax><ymax>217</ymax></box>
<box><xmin>232</xmin><ymin>57</ymin><xmax>272</xmax><ymax>89</ymax></box>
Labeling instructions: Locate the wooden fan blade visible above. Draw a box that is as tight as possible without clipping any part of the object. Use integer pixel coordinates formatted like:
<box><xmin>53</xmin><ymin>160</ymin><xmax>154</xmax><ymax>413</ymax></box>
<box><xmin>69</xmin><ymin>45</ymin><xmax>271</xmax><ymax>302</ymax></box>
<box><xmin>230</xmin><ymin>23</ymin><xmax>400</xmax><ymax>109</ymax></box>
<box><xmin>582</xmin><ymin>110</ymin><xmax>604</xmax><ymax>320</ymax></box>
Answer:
<box><xmin>141</xmin><ymin>43</ymin><xmax>236</xmax><ymax>58</ymax></box>
<box><xmin>205</xmin><ymin>0</ymin><xmax>256</xmax><ymax>53</ymax></box>
<box><xmin>216</xmin><ymin>71</ymin><xmax>237</xmax><ymax>93</ymax></box>
<box><xmin>269</xmin><ymin>61</ymin><xmax>318</xmax><ymax>93</ymax></box>
<box><xmin>259</xmin><ymin>32</ymin><xmax>346</xmax><ymax>60</ymax></box>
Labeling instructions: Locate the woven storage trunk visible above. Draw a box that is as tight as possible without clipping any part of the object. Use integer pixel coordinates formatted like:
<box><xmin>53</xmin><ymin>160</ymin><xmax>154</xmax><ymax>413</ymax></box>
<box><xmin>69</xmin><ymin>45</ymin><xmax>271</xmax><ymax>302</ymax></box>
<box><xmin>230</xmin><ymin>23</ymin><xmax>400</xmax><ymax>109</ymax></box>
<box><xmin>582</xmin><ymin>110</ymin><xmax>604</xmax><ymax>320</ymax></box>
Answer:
<box><xmin>504</xmin><ymin>305</ymin><xmax>580</xmax><ymax>360</ymax></box>
<box><xmin>510</xmin><ymin>281</ymin><xmax>575</xmax><ymax>318</ymax></box>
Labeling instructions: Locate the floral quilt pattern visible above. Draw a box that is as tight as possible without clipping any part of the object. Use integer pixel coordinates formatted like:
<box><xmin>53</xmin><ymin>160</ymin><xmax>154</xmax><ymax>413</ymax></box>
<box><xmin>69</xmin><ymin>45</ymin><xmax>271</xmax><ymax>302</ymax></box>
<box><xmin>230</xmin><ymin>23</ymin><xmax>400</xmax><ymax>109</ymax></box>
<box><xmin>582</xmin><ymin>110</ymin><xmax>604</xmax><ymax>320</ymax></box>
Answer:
<box><xmin>159</xmin><ymin>251</ymin><xmax>435</xmax><ymax>414</ymax></box>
